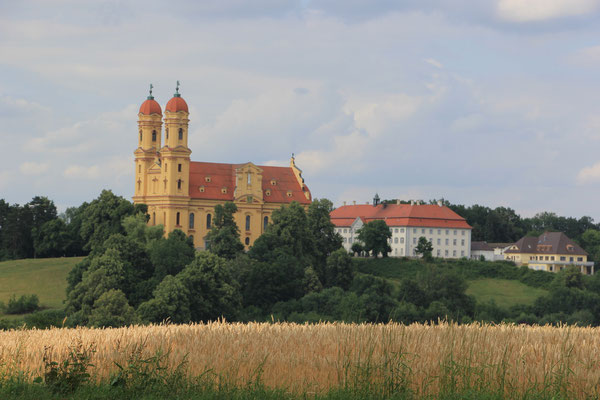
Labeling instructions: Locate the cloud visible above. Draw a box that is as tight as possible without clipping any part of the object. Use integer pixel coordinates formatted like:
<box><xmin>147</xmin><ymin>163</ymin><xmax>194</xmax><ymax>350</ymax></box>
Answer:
<box><xmin>577</xmin><ymin>162</ymin><xmax>600</xmax><ymax>184</ymax></box>
<box><xmin>63</xmin><ymin>165</ymin><xmax>101</xmax><ymax>179</ymax></box>
<box><xmin>19</xmin><ymin>162</ymin><xmax>49</xmax><ymax>175</ymax></box>
<box><xmin>424</xmin><ymin>58</ymin><xmax>443</xmax><ymax>69</ymax></box>
<box><xmin>497</xmin><ymin>0</ymin><xmax>600</xmax><ymax>22</ymax></box>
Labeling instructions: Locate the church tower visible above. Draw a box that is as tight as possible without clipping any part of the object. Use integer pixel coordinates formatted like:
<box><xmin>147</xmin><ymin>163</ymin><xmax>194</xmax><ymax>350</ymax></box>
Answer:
<box><xmin>133</xmin><ymin>85</ymin><xmax>162</xmax><ymax>199</ymax></box>
<box><xmin>160</xmin><ymin>82</ymin><xmax>191</xmax><ymax>231</ymax></box>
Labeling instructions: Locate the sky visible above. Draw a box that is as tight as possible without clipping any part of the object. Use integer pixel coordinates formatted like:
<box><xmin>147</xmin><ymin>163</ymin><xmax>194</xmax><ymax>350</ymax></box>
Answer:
<box><xmin>2</xmin><ymin>0</ymin><xmax>600</xmax><ymax>220</ymax></box>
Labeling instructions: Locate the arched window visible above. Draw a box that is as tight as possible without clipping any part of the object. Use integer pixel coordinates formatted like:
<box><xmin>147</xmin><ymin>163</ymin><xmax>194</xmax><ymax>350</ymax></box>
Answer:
<box><xmin>178</xmin><ymin>128</ymin><xmax>183</xmax><ymax>140</ymax></box>
<box><xmin>176</xmin><ymin>212</ymin><xmax>180</xmax><ymax>226</ymax></box>
<box><xmin>152</xmin><ymin>212</ymin><xmax>156</xmax><ymax>225</ymax></box>
<box><xmin>177</xmin><ymin>179</ymin><xmax>182</xmax><ymax>190</ymax></box>
<box><xmin>166</xmin><ymin>128</ymin><xmax>169</xmax><ymax>140</ymax></box>
<box><xmin>189</xmin><ymin>213</ymin><xmax>195</xmax><ymax>229</ymax></box>
<box><xmin>247</xmin><ymin>172</ymin><xmax>251</xmax><ymax>185</ymax></box>
<box><xmin>245</xmin><ymin>237</ymin><xmax>250</xmax><ymax>245</ymax></box>
<box><xmin>245</xmin><ymin>215</ymin><xmax>251</xmax><ymax>231</ymax></box>
<box><xmin>206</xmin><ymin>214</ymin><xmax>212</xmax><ymax>229</ymax></box>
<box><xmin>152</xmin><ymin>130</ymin><xmax>157</xmax><ymax>142</ymax></box>
<box><xmin>263</xmin><ymin>216</ymin><xmax>268</xmax><ymax>231</ymax></box>
<box><xmin>139</xmin><ymin>130</ymin><xmax>142</xmax><ymax>142</ymax></box>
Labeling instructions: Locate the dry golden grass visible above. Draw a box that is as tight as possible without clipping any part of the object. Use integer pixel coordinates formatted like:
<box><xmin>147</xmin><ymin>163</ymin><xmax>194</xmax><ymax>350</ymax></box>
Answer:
<box><xmin>1</xmin><ymin>322</ymin><xmax>599</xmax><ymax>397</ymax></box>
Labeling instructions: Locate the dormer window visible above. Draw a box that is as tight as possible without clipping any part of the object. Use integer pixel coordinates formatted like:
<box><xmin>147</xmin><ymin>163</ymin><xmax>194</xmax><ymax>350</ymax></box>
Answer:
<box><xmin>265</xmin><ymin>189</ymin><xmax>271</xmax><ymax>196</ymax></box>
<box><xmin>286</xmin><ymin>190</ymin><xmax>293</xmax><ymax>197</ymax></box>
<box><xmin>221</xmin><ymin>187</ymin><xmax>227</xmax><ymax>194</ymax></box>
<box><xmin>271</xmin><ymin>179</ymin><xmax>276</xmax><ymax>186</ymax></box>
<box><xmin>199</xmin><ymin>186</ymin><xmax>205</xmax><ymax>192</ymax></box>
<box><xmin>205</xmin><ymin>176</ymin><xmax>211</xmax><ymax>182</ymax></box>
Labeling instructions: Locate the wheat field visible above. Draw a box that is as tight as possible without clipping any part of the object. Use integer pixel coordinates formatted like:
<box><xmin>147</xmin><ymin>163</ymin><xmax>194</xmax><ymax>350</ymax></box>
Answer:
<box><xmin>1</xmin><ymin>322</ymin><xmax>599</xmax><ymax>397</ymax></box>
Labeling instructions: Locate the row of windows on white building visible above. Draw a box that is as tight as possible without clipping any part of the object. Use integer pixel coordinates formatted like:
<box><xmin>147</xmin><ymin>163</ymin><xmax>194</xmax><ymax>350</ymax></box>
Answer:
<box><xmin>336</xmin><ymin>227</ymin><xmax>467</xmax><ymax>236</ymax></box>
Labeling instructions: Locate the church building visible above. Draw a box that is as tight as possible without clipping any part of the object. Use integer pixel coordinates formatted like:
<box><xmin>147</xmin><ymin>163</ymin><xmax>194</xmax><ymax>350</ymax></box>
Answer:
<box><xmin>133</xmin><ymin>84</ymin><xmax>312</xmax><ymax>249</ymax></box>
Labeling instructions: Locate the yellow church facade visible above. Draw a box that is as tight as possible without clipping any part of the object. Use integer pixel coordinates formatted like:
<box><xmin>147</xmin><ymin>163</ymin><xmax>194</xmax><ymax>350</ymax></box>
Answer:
<box><xmin>133</xmin><ymin>85</ymin><xmax>312</xmax><ymax>249</ymax></box>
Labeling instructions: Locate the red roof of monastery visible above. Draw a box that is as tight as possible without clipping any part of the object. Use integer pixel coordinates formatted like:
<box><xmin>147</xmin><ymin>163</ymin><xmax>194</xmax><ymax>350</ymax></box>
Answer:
<box><xmin>166</xmin><ymin>96</ymin><xmax>189</xmax><ymax>113</ymax></box>
<box><xmin>139</xmin><ymin>99</ymin><xmax>162</xmax><ymax>115</ymax></box>
<box><xmin>330</xmin><ymin>204</ymin><xmax>471</xmax><ymax>229</ymax></box>
<box><xmin>188</xmin><ymin>161</ymin><xmax>311</xmax><ymax>204</ymax></box>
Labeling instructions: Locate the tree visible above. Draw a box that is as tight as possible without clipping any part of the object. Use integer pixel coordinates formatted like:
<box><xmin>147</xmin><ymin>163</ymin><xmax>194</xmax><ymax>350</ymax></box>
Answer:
<box><xmin>32</xmin><ymin>219</ymin><xmax>70</xmax><ymax>258</ymax></box>
<box><xmin>205</xmin><ymin>202</ymin><xmax>244</xmax><ymax>259</ymax></box>
<box><xmin>324</xmin><ymin>248</ymin><xmax>354</xmax><ymax>290</ymax></box>
<box><xmin>80</xmin><ymin>190</ymin><xmax>146</xmax><ymax>251</ymax></box>
<box><xmin>148</xmin><ymin>229</ymin><xmax>195</xmax><ymax>282</ymax></box>
<box><xmin>307</xmin><ymin>199</ymin><xmax>342</xmax><ymax>280</ymax></box>
<box><xmin>350</xmin><ymin>242</ymin><xmax>363</xmax><ymax>256</ymax></box>
<box><xmin>137</xmin><ymin>275</ymin><xmax>191</xmax><ymax>324</ymax></box>
<box><xmin>415</xmin><ymin>236</ymin><xmax>433</xmax><ymax>261</ymax></box>
<box><xmin>357</xmin><ymin>220</ymin><xmax>391</xmax><ymax>257</ymax></box>
<box><xmin>89</xmin><ymin>289</ymin><xmax>139</xmax><ymax>328</ymax></box>
<box><xmin>177</xmin><ymin>252</ymin><xmax>241</xmax><ymax>322</ymax></box>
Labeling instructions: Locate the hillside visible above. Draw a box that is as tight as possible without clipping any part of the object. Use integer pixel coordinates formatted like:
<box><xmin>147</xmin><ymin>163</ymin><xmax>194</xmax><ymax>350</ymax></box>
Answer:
<box><xmin>0</xmin><ymin>257</ymin><xmax>82</xmax><ymax>314</ymax></box>
<box><xmin>353</xmin><ymin>257</ymin><xmax>551</xmax><ymax>308</ymax></box>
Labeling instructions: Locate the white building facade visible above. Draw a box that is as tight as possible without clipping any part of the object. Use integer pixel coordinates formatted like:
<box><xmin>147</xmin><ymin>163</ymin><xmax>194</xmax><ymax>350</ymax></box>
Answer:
<box><xmin>330</xmin><ymin>200</ymin><xmax>472</xmax><ymax>259</ymax></box>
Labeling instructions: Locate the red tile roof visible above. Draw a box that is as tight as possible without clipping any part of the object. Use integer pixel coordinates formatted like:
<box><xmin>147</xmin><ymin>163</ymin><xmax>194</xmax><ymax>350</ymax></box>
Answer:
<box><xmin>166</xmin><ymin>96</ymin><xmax>189</xmax><ymax>113</ymax></box>
<box><xmin>330</xmin><ymin>204</ymin><xmax>471</xmax><ymax>229</ymax></box>
<box><xmin>139</xmin><ymin>99</ymin><xmax>162</xmax><ymax>115</ymax></box>
<box><xmin>188</xmin><ymin>162</ymin><xmax>311</xmax><ymax>204</ymax></box>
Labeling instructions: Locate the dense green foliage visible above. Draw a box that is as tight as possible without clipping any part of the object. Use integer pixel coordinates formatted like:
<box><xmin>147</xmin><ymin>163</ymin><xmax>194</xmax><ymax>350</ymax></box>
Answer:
<box><xmin>5</xmin><ymin>294</ymin><xmax>39</xmax><ymax>314</ymax></box>
<box><xmin>357</xmin><ymin>219</ymin><xmax>392</xmax><ymax>257</ymax></box>
<box><xmin>205</xmin><ymin>202</ymin><xmax>244</xmax><ymax>259</ymax></box>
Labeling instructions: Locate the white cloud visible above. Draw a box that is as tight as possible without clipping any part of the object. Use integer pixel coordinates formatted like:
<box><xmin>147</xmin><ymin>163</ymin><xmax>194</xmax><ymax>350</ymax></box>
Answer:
<box><xmin>497</xmin><ymin>0</ymin><xmax>599</xmax><ymax>22</ymax></box>
<box><xmin>19</xmin><ymin>162</ymin><xmax>49</xmax><ymax>175</ymax></box>
<box><xmin>64</xmin><ymin>165</ymin><xmax>101</xmax><ymax>179</ymax></box>
<box><xmin>424</xmin><ymin>58</ymin><xmax>443</xmax><ymax>69</ymax></box>
<box><xmin>577</xmin><ymin>162</ymin><xmax>600</xmax><ymax>184</ymax></box>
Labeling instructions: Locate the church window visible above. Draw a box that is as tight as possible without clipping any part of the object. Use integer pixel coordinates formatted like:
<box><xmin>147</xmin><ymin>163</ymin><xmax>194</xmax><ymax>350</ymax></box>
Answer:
<box><xmin>152</xmin><ymin>130</ymin><xmax>157</xmax><ymax>142</ymax></box>
<box><xmin>152</xmin><ymin>212</ymin><xmax>156</xmax><ymax>225</ymax></box>
<box><xmin>263</xmin><ymin>216</ymin><xmax>268</xmax><ymax>231</ymax></box>
<box><xmin>178</xmin><ymin>164</ymin><xmax>182</xmax><ymax>172</ymax></box>
<box><xmin>177</xmin><ymin>179</ymin><xmax>182</xmax><ymax>190</ymax></box>
<box><xmin>139</xmin><ymin>131</ymin><xmax>142</xmax><ymax>142</ymax></box>
<box><xmin>176</xmin><ymin>212</ymin><xmax>181</xmax><ymax>226</ymax></box>
<box><xmin>138</xmin><ymin>165</ymin><xmax>141</xmax><ymax>173</ymax></box>
<box><xmin>165</xmin><ymin>163</ymin><xmax>167</xmax><ymax>172</ymax></box>
<box><xmin>245</xmin><ymin>237</ymin><xmax>250</xmax><ymax>245</ymax></box>
<box><xmin>206</xmin><ymin>214</ymin><xmax>212</xmax><ymax>229</ymax></box>
<box><xmin>166</xmin><ymin>128</ymin><xmax>169</xmax><ymax>140</ymax></box>
<box><xmin>189</xmin><ymin>213</ymin><xmax>195</xmax><ymax>229</ymax></box>
<box><xmin>178</xmin><ymin>128</ymin><xmax>183</xmax><ymax>140</ymax></box>
<box><xmin>247</xmin><ymin>173</ymin><xmax>251</xmax><ymax>185</ymax></box>
<box><xmin>245</xmin><ymin>215</ymin><xmax>251</xmax><ymax>231</ymax></box>
<box><xmin>247</xmin><ymin>195</ymin><xmax>252</xmax><ymax>203</ymax></box>
<box><xmin>137</xmin><ymin>181</ymin><xmax>141</xmax><ymax>191</ymax></box>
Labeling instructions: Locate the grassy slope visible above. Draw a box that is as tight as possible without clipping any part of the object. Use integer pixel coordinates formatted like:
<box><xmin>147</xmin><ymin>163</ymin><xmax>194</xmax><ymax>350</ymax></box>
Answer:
<box><xmin>354</xmin><ymin>257</ymin><xmax>549</xmax><ymax>308</ymax></box>
<box><xmin>466</xmin><ymin>278</ymin><xmax>547</xmax><ymax>308</ymax></box>
<box><xmin>0</xmin><ymin>257</ymin><xmax>82</xmax><ymax>314</ymax></box>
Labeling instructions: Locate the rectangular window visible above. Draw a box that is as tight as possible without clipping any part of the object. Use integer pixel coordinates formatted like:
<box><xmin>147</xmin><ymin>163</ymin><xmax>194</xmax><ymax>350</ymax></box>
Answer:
<box><xmin>578</xmin><ymin>257</ymin><xmax>583</xmax><ymax>262</ymax></box>
<box><xmin>400</xmin><ymin>237</ymin><xmax>404</xmax><ymax>244</ymax></box>
<box><xmin>560</xmin><ymin>256</ymin><xmax>566</xmax><ymax>261</ymax></box>
<box><xmin>462</xmin><ymin>230</ymin><xmax>465</xmax><ymax>236</ymax></box>
<box><xmin>437</xmin><ymin>249</ymin><xmax>440</xmax><ymax>256</ymax></box>
<box><xmin>421</xmin><ymin>228</ymin><xmax>425</xmax><ymax>234</ymax></box>
<box><xmin>437</xmin><ymin>238</ymin><xmax>441</xmax><ymax>245</ymax></box>
<box><xmin>454</xmin><ymin>230</ymin><xmax>457</xmax><ymax>235</ymax></box>
<box><xmin>570</xmin><ymin>257</ymin><xmax>574</xmax><ymax>262</ymax></box>
<box><xmin>453</xmin><ymin>239</ymin><xmax>457</xmax><ymax>246</ymax></box>
<box><xmin>429</xmin><ymin>229</ymin><xmax>433</xmax><ymax>234</ymax></box>
<box><xmin>545</xmin><ymin>256</ymin><xmax>549</xmax><ymax>261</ymax></box>
<box><xmin>437</xmin><ymin>229</ymin><xmax>441</xmax><ymax>234</ymax></box>
<box><xmin>413</xmin><ymin>228</ymin><xmax>417</xmax><ymax>233</ymax></box>
<box><xmin>461</xmin><ymin>250</ymin><xmax>464</xmax><ymax>256</ymax></box>
<box><xmin>400</xmin><ymin>228</ymin><xmax>405</xmax><ymax>233</ymax></box>
<box><xmin>178</xmin><ymin>164</ymin><xmax>182</xmax><ymax>172</ymax></box>
<box><xmin>446</xmin><ymin>230</ymin><xmax>449</xmax><ymax>235</ymax></box>
<box><xmin>395</xmin><ymin>228</ymin><xmax>398</xmax><ymax>233</ymax></box>
<box><xmin>550</xmin><ymin>256</ymin><xmax>555</xmax><ymax>261</ymax></box>
<box><xmin>413</xmin><ymin>238</ymin><xmax>416</xmax><ymax>244</ymax></box>
<box><xmin>445</xmin><ymin>239</ymin><xmax>449</xmax><ymax>245</ymax></box>
<box><xmin>453</xmin><ymin>250</ymin><xmax>456</xmax><ymax>256</ymax></box>
<box><xmin>461</xmin><ymin>239</ymin><xmax>465</xmax><ymax>246</ymax></box>
<box><xmin>445</xmin><ymin>250</ymin><xmax>448</xmax><ymax>256</ymax></box>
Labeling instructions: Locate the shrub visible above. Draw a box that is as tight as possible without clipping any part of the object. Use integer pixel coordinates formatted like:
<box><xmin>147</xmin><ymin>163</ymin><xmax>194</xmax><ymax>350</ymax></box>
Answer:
<box><xmin>24</xmin><ymin>309</ymin><xmax>66</xmax><ymax>329</ymax></box>
<box><xmin>5</xmin><ymin>294</ymin><xmax>40</xmax><ymax>314</ymax></box>
<box><xmin>40</xmin><ymin>341</ymin><xmax>95</xmax><ymax>394</ymax></box>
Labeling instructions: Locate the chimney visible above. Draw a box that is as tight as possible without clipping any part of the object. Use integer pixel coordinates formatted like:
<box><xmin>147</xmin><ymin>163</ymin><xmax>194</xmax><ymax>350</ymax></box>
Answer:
<box><xmin>396</xmin><ymin>199</ymin><xmax>400</xmax><ymax>205</ymax></box>
<box><xmin>353</xmin><ymin>200</ymin><xmax>356</xmax><ymax>205</ymax></box>
<box><xmin>437</xmin><ymin>200</ymin><xmax>442</xmax><ymax>207</ymax></box>
<box><xmin>410</xmin><ymin>200</ymin><xmax>414</xmax><ymax>206</ymax></box>
<box><xmin>343</xmin><ymin>201</ymin><xmax>346</xmax><ymax>206</ymax></box>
